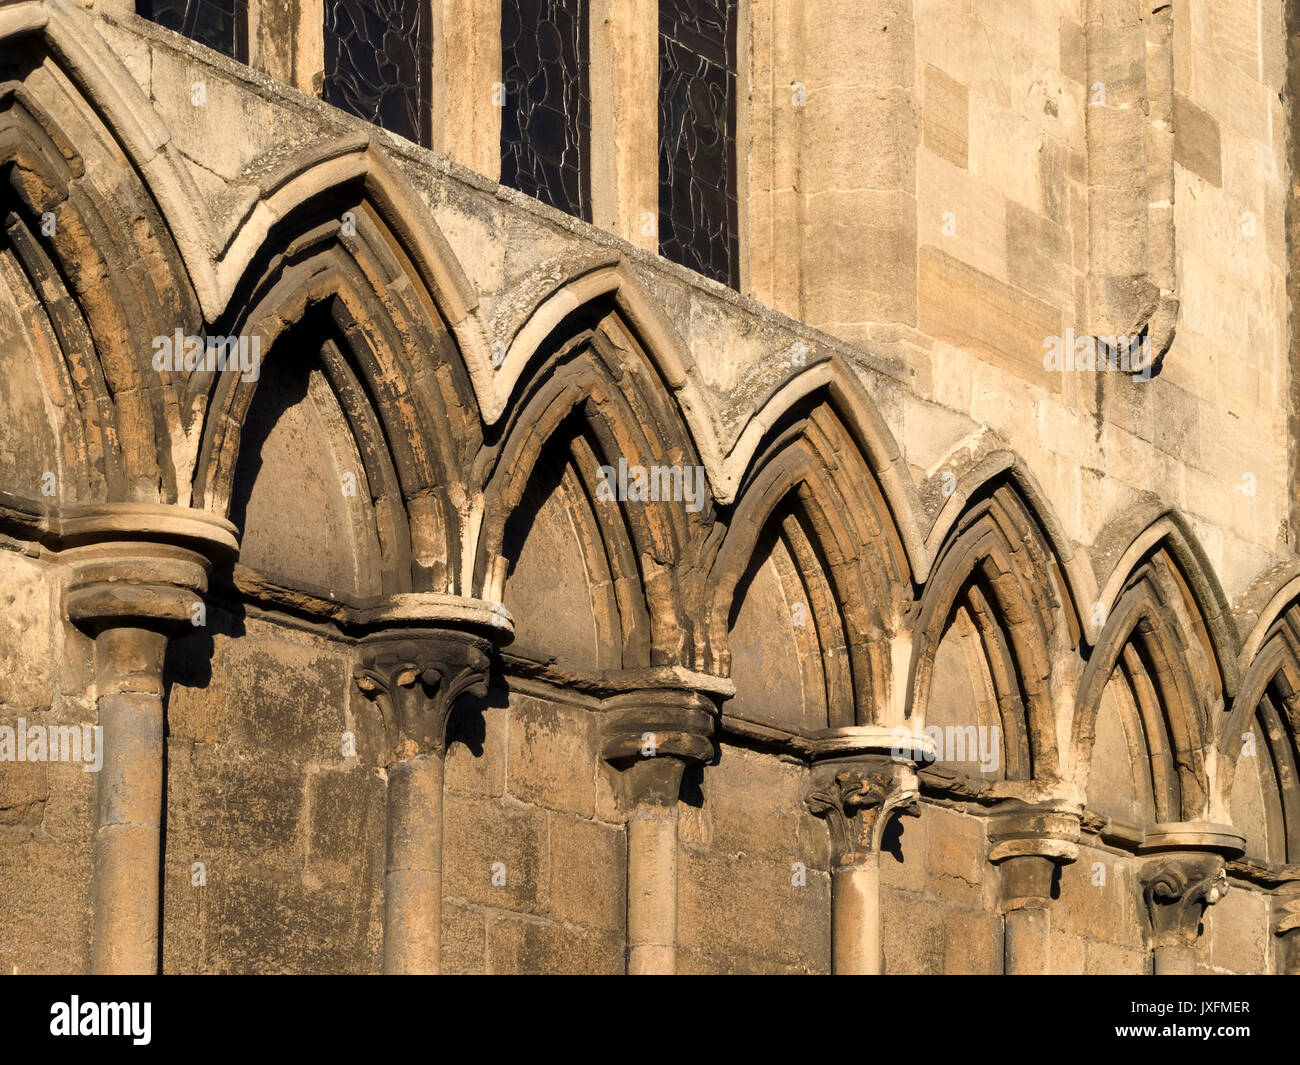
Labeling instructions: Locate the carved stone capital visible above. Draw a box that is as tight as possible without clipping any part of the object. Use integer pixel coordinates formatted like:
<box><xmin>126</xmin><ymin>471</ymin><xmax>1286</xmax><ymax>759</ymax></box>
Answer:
<box><xmin>988</xmin><ymin>802</ymin><xmax>1083</xmax><ymax>911</ymax></box>
<box><xmin>601</xmin><ymin>687</ymin><xmax>721</xmax><ymax>808</ymax></box>
<box><xmin>806</xmin><ymin>757</ymin><xmax>920</xmax><ymax>865</ymax></box>
<box><xmin>61</xmin><ymin>505</ymin><xmax>238</xmax><ymax>636</ymax></box>
<box><xmin>354</xmin><ymin>630</ymin><xmax>492</xmax><ymax>764</ymax></box>
<box><xmin>1139</xmin><ymin>853</ymin><xmax>1229</xmax><ymax>949</ymax></box>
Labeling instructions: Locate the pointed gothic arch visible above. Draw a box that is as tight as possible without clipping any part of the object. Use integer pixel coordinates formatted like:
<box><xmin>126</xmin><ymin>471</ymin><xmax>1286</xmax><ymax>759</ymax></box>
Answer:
<box><xmin>473</xmin><ymin>295</ymin><xmax>712</xmax><ymax>671</ymax></box>
<box><xmin>191</xmin><ymin>185</ymin><xmax>477</xmax><ymax>601</ymax></box>
<box><xmin>1221</xmin><ymin>595</ymin><xmax>1300</xmax><ymax>865</ymax></box>
<box><xmin>0</xmin><ymin>56</ymin><xmax>201</xmax><ymax>504</ymax></box>
<box><xmin>704</xmin><ymin>391</ymin><xmax>911</xmax><ymax>730</ymax></box>
<box><xmin>1074</xmin><ymin>518</ymin><xmax>1237</xmax><ymax>824</ymax></box>
<box><xmin>907</xmin><ymin>476</ymin><xmax>1080</xmax><ymax>783</ymax></box>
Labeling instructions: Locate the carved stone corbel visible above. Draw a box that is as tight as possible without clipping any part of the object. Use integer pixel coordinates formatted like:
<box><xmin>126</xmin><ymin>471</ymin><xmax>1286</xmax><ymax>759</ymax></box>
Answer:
<box><xmin>1085</xmin><ymin>0</ymin><xmax>1180</xmax><ymax>373</ymax></box>
<box><xmin>1141</xmin><ymin>854</ymin><xmax>1227</xmax><ymax>950</ymax></box>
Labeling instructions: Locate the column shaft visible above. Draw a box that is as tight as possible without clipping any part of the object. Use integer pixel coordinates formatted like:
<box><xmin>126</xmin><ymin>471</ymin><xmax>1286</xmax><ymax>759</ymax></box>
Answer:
<box><xmin>352</xmin><ymin>621</ymin><xmax>501</xmax><ymax>976</ymax></box>
<box><xmin>804</xmin><ymin>744</ymin><xmax>927</xmax><ymax>977</ymax></box>
<box><xmin>831</xmin><ymin>857</ymin><xmax>881</xmax><ymax>975</ymax></box>
<box><xmin>90</xmin><ymin>626</ymin><xmax>169</xmax><ymax>973</ymax></box>
<box><xmin>383</xmin><ymin>753</ymin><xmax>444</xmax><ymax>974</ymax></box>
<box><xmin>1003</xmin><ymin>904</ymin><xmax>1051</xmax><ymax>975</ymax></box>
<box><xmin>627</xmin><ymin>803</ymin><xmax>679</xmax><ymax>974</ymax></box>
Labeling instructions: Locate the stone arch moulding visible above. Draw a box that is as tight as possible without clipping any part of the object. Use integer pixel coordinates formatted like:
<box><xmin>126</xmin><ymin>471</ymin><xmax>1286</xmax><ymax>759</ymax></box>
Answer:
<box><xmin>0</xmin><ymin>0</ymin><xmax>494</xmax><ymax>393</ymax></box>
<box><xmin>471</xmin><ymin>290</ymin><xmax>713</xmax><ymax>671</ymax></box>
<box><xmin>209</xmin><ymin>140</ymin><xmax>491</xmax><ymax>385</ymax></box>
<box><xmin>1</xmin><ymin>0</ymin><xmax>220</xmax><ymax>309</ymax></box>
<box><xmin>1072</xmin><ymin>513</ymin><xmax>1241</xmax><ymax>825</ymax></box>
<box><xmin>702</xmin><ymin>385</ymin><xmax>914</xmax><ymax>731</ymax></box>
<box><xmin>905</xmin><ymin>473</ymin><xmax>1084</xmax><ymax>792</ymax></box>
<box><xmin>189</xmin><ymin>180</ymin><xmax>484</xmax><ymax>601</ymax></box>
<box><xmin>0</xmin><ymin>35</ymin><xmax>203</xmax><ymax>505</ymax></box>
<box><xmin>1218</xmin><ymin>571</ymin><xmax>1300</xmax><ymax>864</ymax></box>
<box><xmin>1092</xmin><ymin>507</ymin><xmax>1239</xmax><ymax>692</ymax></box>
<box><xmin>719</xmin><ymin>360</ymin><xmax>928</xmax><ymax>574</ymax></box>
<box><xmin>494</xmin><ymin>258</ymin><xmax>719</xmax><ymax>440</ymax></box>
<box><xmin>922</xmin><ymin>448</ymin><xmax>1097</xmax><ymax>643</ymax></box>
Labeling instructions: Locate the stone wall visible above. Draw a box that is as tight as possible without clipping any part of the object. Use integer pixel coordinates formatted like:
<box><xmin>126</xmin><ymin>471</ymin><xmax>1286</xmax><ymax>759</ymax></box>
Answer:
<box><xmin>0</xmin><ymin>0</ymin><xmax>1297</xmax><ymax>975</ymax></box>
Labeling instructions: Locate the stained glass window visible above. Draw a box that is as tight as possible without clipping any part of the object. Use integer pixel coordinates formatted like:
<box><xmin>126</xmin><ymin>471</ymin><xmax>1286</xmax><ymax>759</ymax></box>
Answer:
<box><xmin>658</xmin><ymin>0</ymin><xmax>738</xmax><ymax>287</ymax></box>
<box><xmin>137</xmin><ymin>0</ymin><xmax>247</xmax><ymax>61</ymax></box>
<box><xmin>323</xmin><ymin>0</ymin><xmax>432</xmax><ymax>147</ymax></box>
<box><xmin>500</xmin><ymin>0</ymin><xmax>591</xmax><ymax>220</ymax></box>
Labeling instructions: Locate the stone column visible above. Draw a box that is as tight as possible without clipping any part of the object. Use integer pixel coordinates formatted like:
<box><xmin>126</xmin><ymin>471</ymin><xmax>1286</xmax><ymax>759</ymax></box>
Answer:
<box><xmin>601</xmin><ymin>682</ymin><xmax>725</xmax><ymax>975</ymax></box>
<box><xmin>1138</xmin><ymin>823</ymin><xmax>1244</xmax><ymax>976</ymax></box>
<box><xmin>804</xmin><ymin>728</ymin><xmax>932</xmax><ymax>975</ymax></box>
<box><xmin>987</xmin><ymin>804</ymin><xmax>1082</xmax><ymax>975</ymax></box>
<box><xmin>353</xmin><ymin>611</ymin><xmax>507</xmax><ymax>975</ymax></box>
<box><xmin>63</xmin><ymin>505</ymin><xmax>238</xmax><ymax>975</ymax></box>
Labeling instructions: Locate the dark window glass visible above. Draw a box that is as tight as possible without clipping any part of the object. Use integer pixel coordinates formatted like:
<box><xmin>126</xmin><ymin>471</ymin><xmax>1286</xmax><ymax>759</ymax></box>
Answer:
<box><xmin>658</xmin><ymin>0</ymin><xmax>738</xmax><ymax>287</ymax></box>
<box><xmin>500</xmin><ymin>0</ymin><xmax>591</xmax><ymax>220</ymax></box>
<box><xmin>137</xmin><ymin>0</ymin><xmax>247</xmax><ymax>61</ymax></box>
<box><xmin>323</xmin><ymin>0</ymin><xmax>432</xmax><ymax>147</ymax></box>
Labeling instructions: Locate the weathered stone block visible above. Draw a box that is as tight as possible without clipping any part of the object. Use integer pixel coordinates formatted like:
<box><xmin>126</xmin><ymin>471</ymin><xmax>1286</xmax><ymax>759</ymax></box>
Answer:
<box><xmin>881</xmin><ymin>888</ymin><xmax>944</xmax><ymax>974</ymax></box>
<box><xmin>445</xmin><ymin>703</ymin><xmax>507</xmax><ymax>797</ymax></box>
<box><xmin>918</xmin><ymin>150</ymin><xmax>1006</xmax><ymax>280</ymax></box>
<box><xmin>698</xmin><ymin>746</ymin><xmax>826</xmax><ymax>863</ymax></box>
<box><xmin>919</xmin><ymin>246</ymin><xmax>1062</xmax><ymax>390</ymax></box>
<box><xmin>1006</xmin><ymin>200</ymin><xmax>1072</xmax><ymax>306</ymax></box>
<box><xmin>943</xmin><ymin>908</ymin><xmax>1002</xmax><ymax>974</ymax></box>
<box><xmin>0</xmin><ymin>836</ymin><xmax>92</xmax><ymax>973</ymax></box>
<box><xmin>210</xmin><ymin>632</ymin><xmax>349</xmax><ymax>759</ymax></box>
<box><xmin>1206</xmin><ymin>886</ymin><xmax>1270</xmax><ymax>974</ymax></box>
<box><xmin>678</xmin><ymin>847</ymin><xmax>830</xmax><ymax>973</ymax></box>
<box><xmin>547</xmin><ymin>812</ymin><xmax>625</xmax><ymax>932</ymax></box>
<box><xmin>169</xmin><ymin>743</ymin><xmax>305</xmax><ymax>861</ymax></box>
<box><xmin>1174</xmin><ymin>93</ymin><xmax>1223</xmax><ymax>187</ymax></box>
<box><xmin>1085</xmin><ymin>938</ymin><xmax>1148</xmax><ymax>974</ymax></box>
<box><xmin>925</xmin><ymin>807</ymin><xmax>988</xmax><ymax>905</ymax></box>
<box><xmin>923</xmin><ymin>64</ymin><xmax>968</xmax><ymax>169</ymax></box>
<box><xmin>1053</xmin><ymin>847</ymin><xmax>1145</xmax><ymax>949</ymax></box>
<box><xmin>486</xmin><ymin>913</ymin><xmax>622</xmax><ymax>974</ymax></box>
<box><xmin>0</xmin><ymin>552</ymin><xmax>54</xmax><ymax>712</ymax></box>
<box><xmin>202</xmin><ymin>875</ymin><xmax>374</xmax><ymax>974</ymax></box>
<box><xmin>506</xmin><ymin>696</ymin><xmax>598</xmax><ymax>817</ymax></box>
<box><xmin>305</xmin><ymin>766</ymin><xmax>384</xmax><ymax>883</ymax></box>
<box><xmin>441</xmin><ymin>898</ymin><xmax>487</xmax><ymax>975</ymax></box>
<box><xmin>442</xmin><ymin>792</ymin><xmax>547</xmax><ymax>913</ymax></box>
